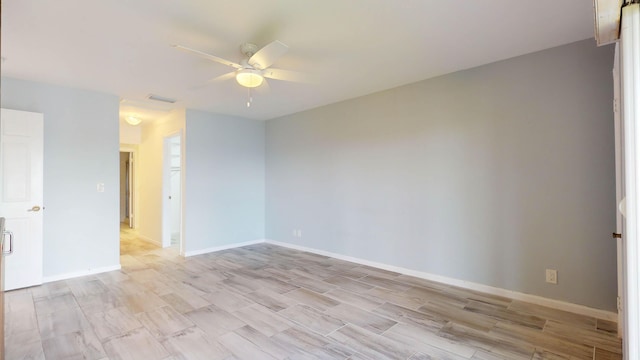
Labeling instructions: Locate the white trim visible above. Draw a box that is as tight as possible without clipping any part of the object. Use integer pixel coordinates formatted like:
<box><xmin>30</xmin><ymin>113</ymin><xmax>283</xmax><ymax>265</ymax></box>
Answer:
<box><xmin>621</xmin><ymin>4</ymin><xmax>640</xmax><ymax>358</ymax></box>
<box><xmin>179</xmin><ymin>130</ymin><xmax>186</xmax><ymax>257</ymax></box>
<box><xmin>183</xmin><ymin>239</ymin><xmax>265</xmax><ymax>257</ymax></box>
<box><xmin>613</xmin><ymin>42</ymin><xmax>625</xmax><ymax>337</ymax></box>
<box><xmin>265</xmin><ymin>239</ymin><xmax>618</xmax><ymax>322</ymax></box>
<box><xmin>43</xmin><ymin>264</ymin><xmax>122</xmax><ymax>283</ymax></box>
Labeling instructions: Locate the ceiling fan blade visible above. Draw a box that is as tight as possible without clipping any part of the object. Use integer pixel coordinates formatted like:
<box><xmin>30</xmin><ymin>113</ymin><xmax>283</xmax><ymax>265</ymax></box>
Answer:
<box><xmin>188</xmin><ymin>71</ymin><xmax>236</xmax><ymax>91</ymax></box>
<box><xmin>172</xmin><ymin>44</ymin><xmax>242</xmax><ymax>69</ymax></box>
<box><xmin>262</xmin><ymin>68</ymin><xmax>309</xmax><ymax>83</ymax></box>
<box><xmin>248</xmin><ymin>40</ymin><xmax>288</xmax><ymax>69</ymax></box>
<box><xmin>210</xmin><ymin>71</ymin><xmax>236</xmax><ymax>83</ymax></box>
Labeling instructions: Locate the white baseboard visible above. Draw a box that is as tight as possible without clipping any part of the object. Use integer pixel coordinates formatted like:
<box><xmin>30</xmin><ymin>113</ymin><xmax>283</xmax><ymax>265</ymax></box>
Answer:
<box><xmin>184</xmin><ymin>239</ymin><xmax>265</xmax><ymax>257</ymax></box>
<box><xmin>265</xmin><ymin>239</ymin><xmax>618</xmax><ymax>322</ymax></box>
<box><xmin>43</xmin><ymin>264</ymin><xmax>122</xmax><ymax>283</ymax></box>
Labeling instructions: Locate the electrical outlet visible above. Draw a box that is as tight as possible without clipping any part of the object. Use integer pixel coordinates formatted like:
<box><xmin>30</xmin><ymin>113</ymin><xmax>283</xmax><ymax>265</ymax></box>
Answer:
<box><xmin>292</xmin><ymin>229</ymin><xmax>297</xmax><ymax>237</ymax></box>
<box><xmin>545</xmin><ymin>269</ymin><xmax>558</xmax><ymax>284</ymax></box>
<box><xmin>297</xmin><ymin>230</ymin><xmax>302</xmax><ymax>237</ymax></box>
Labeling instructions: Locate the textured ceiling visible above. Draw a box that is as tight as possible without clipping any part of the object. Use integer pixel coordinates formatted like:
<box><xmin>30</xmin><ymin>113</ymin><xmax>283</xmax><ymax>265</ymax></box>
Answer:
<box><xmin>1</xmin><ymin>1</ymin><xmax>595</xmax><ymax>121</ymax></box>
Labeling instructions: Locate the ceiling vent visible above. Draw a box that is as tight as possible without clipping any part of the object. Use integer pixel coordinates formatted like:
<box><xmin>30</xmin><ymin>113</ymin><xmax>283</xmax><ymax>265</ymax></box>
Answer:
<box><xmin>146</xmin><ymin>94</ymin><xmax>177</xmax><ymax>104</ymax></box>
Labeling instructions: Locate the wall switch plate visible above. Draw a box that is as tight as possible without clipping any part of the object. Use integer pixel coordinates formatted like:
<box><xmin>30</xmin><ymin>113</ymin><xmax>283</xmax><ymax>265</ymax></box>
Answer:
<box><xmin>545</xmin><ymin>269</ymin><xmax>558</xmax><ymax>284</ymax></box>
<box><xmin>97</xmin><ymin>183</ymin><xmax>105</xmax><ymax>192</ymax></box>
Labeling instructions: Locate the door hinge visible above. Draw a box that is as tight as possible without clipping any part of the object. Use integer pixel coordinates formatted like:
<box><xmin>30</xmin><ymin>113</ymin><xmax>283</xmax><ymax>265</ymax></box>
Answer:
<box><xmin>618</xmin><ymin>296</ymin><xmax>623</xmax><ymax>312</ymax></box>
<box><xmin>614</xmin><ymin>98</ymin><xmax>619</xmax><ymax>113</ymax></box>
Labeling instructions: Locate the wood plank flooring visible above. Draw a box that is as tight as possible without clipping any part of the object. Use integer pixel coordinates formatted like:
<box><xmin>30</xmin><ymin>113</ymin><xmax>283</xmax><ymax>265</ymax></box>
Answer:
<box><xmin>5</xmin><ymin>228</ymin><xmax>622</xmax><ymax>359</ymax></box>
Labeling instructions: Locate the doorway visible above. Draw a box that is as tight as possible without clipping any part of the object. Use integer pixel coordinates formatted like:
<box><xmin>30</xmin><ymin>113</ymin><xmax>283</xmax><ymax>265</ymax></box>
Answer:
<box><xmin>119</xmin><ymin>150</ymin><xmax>135</xmax><ymax>228</ymax></box>
<box><xmin>162</xmin><ymin>133</ymin><xmax>183</xmax><ymax>252</ymax></box>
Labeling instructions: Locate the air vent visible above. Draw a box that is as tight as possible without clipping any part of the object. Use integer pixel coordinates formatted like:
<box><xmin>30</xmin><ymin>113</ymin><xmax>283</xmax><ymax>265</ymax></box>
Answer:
<box><xmin>146</xmin><ymin>94</ymin><xmax>177</xmax><ymax>104</ymax></box>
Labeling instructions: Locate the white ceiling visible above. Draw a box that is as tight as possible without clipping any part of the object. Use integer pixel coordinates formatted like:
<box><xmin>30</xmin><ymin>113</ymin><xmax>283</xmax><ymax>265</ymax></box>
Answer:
<box><xmin>1</xmin><ymin>1</ymin><xmax>596</xmax><ymax>121</ymax></box>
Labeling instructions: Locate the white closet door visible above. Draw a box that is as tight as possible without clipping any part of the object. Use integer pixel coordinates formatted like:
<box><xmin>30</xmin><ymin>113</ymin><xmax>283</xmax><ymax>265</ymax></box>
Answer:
<box><xmin>0</xmin><ymin>108</ymin><xmax>44</xmax><ymax>290</ymax></box>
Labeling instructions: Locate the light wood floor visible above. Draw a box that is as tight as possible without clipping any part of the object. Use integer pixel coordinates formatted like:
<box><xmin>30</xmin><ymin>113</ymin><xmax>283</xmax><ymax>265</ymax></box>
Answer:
<box><xmin>5</xmin><ymin>228</ymin><xmax>622</xmax><ymax>359</ymax></box>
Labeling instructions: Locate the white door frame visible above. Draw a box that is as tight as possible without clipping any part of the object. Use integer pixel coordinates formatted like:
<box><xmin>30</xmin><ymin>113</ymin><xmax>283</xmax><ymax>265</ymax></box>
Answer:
<box><xmin>162</xmin><ymin>130</ymin><xmax>185</xmax><ymax>255</ymax></box>
<box><xmin>613</xmin><ymin>43</ymin><xmax>625</xmax><ymax>336</ymax></box>
<box><xmin>128</xmin><ymin>151</ymin><xmax>135</xmax><ymax>228</ymax></box>
<box><xmin>621</xmin><ymin>4</ymin><xmax>640</xmax><ymax>358</ymax></box>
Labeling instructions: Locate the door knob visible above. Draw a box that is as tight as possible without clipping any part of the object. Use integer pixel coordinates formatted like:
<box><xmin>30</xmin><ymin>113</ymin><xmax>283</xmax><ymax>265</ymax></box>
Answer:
<box><xmin>27</xmin><ymin>205</ymin><xmax>41</xmax><ymax>212</ymax></box>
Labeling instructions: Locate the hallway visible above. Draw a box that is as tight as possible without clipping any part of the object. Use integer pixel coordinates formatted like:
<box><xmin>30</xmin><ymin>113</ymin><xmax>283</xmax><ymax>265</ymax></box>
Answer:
<box><xmin>119</xmin><ymin>223</ymin><xmax>161</xmax><ymax>256</ymax></box>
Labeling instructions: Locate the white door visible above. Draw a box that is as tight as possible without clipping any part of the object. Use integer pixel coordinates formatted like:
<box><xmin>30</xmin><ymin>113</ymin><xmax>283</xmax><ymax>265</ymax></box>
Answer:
<box><xmin>162</xmin><ymin>133</ymin><xmax>183</xmax><ymax>250</ymax></box>
<box><xmin>0</xmin><ymin>108</ymin><xmax>44</xmax><ymax>290</ymax></box>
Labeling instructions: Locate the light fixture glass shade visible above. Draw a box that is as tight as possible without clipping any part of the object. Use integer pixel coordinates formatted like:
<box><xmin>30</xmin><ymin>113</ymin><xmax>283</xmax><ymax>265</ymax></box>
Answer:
<box><xmin>126</xmin><ymin>116</ymin><xmax>142</xmax><ymax>126</ymax></box>
<box><xmin>236</xmin><ymin>69</ymin><xmax>264</xmax><ymax>88</ymax></box>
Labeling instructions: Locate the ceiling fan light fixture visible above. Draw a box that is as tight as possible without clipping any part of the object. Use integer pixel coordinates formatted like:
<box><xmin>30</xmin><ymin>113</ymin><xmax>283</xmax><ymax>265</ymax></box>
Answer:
<box><xmin>236</xmin><ymin>69</ymin><xmax>264</xmax><ymax>88</ymax></box>
<box><xmin>126</xmin><ymin>116</ymin><xmax>142</xmax><ymax>126</ymax></box>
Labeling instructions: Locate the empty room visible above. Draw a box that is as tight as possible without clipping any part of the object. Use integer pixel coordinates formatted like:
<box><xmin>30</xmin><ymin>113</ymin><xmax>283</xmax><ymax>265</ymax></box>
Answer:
<box><xmin>1</xmin><ymin>0</ymin><xmax>639</xmax><ymax>359</ymax></box>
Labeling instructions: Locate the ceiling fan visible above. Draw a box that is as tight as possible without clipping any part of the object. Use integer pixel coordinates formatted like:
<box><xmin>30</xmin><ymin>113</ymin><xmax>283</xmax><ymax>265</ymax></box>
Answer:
<box><xmin>172</xmin><ymin>40</ymin><xmax>300</xmax><ymax>90</ymax></box>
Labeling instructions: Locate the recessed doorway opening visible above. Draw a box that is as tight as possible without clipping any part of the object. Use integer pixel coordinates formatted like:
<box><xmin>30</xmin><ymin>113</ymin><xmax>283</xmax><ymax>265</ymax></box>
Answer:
<box><xmin>119</xmin><ymin>150</ymin><xmax>135</xmax><ymax>229</ymax></box>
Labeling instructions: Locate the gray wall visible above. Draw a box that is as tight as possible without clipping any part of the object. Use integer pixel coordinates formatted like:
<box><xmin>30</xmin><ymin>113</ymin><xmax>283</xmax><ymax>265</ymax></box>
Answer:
<box><xmin>184</xmin><ymin>109</ymin><xmax>265</xmax><ymax>252</ymax></box>
<box><xmin>1</xmin><ymin>77</ymin><xmax>120</xmax><ymax>278</ymax></box>
<box><xmin>265</xmin><ymin>39</ymin><xmax>617</xmax><ymax>310</ymax></box>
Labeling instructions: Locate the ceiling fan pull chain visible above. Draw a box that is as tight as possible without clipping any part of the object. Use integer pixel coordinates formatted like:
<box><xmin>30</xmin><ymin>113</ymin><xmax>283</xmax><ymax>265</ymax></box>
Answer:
<box><xmin>247</xmin><ymin>88</ymin><xmax>253</xmax><ymax>108</ymax></box>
